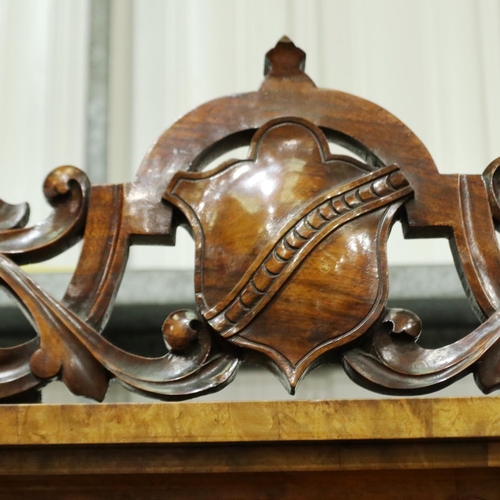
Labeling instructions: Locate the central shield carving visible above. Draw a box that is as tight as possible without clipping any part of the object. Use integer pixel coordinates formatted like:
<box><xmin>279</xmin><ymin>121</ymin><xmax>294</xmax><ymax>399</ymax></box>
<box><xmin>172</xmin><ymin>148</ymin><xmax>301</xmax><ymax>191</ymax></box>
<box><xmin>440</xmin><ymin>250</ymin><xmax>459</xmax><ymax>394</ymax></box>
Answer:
<box><xmin>164</xmin><ymin>118</ymin><xmax>413</xmax><ymax>389</ymax></box>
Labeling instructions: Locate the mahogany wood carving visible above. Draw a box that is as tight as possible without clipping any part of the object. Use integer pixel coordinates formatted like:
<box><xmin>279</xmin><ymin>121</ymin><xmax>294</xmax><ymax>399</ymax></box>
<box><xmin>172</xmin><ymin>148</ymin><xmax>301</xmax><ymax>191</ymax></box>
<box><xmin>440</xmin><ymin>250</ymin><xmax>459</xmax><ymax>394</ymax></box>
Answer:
<box><xmin>2</xmin><ymin>37</ymin><xmax>500</xmax><ymax>401</ymax></box>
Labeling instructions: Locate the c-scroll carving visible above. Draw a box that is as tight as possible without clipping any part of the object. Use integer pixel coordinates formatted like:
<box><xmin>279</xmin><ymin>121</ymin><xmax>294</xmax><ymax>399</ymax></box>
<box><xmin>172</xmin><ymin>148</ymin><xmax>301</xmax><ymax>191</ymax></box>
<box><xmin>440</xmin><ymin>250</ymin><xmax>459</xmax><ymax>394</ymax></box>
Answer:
<box><xmin>0</xmin><ymin>253</ymin><xmax>238</xmax><ymax>401</ymax></box>
<box><xmin>4</xmin><ymin>37</ymin><xmax>500</xmax><ymax>402</ymax></box>
<box><xmin>344</xmin><ymin>308</ymin><xmax>500</xmax><ymax>394</ymax></box>
<box><xmin>0</xmin><ymin>166</ymin><xmax>90</xmax><ymax>264</ymax></box>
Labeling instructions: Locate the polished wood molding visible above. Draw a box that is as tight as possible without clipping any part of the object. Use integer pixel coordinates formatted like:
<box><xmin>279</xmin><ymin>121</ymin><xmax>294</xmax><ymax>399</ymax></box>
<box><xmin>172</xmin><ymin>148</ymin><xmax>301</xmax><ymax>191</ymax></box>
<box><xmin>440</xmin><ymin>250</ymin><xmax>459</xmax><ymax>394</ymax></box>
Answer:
<box><xmin>2</xmin><ymin>440</ymin><xmax>500</xmax><ymax>476</ymax></box>
<box><xmin>2</xmin><ymin>399</ymin><xmax>500</xmax><ymax>499</ymax></box>
<box><xmin>1</xmin><ymin>469</ymin><xmax>499</xmax><ymax>500</ymax></box>
<box><xmin>1</xmin><ymin>397</ymin><xmax>500</xmax><ymax>445</ymax></box>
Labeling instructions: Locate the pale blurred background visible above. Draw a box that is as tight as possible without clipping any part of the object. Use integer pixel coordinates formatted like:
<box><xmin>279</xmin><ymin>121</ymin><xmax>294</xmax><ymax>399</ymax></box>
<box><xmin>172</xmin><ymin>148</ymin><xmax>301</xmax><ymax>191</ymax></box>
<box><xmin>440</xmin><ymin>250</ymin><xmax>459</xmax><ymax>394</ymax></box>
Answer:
<box><xmin>3</xmin><ymin>0</ymin><xmax>500</xmax><ymax>271</ymax></box>
<box><xmin>1</xmin><ymin>0</ymin><xmax>499</xmax><ymax>401</ymax></box>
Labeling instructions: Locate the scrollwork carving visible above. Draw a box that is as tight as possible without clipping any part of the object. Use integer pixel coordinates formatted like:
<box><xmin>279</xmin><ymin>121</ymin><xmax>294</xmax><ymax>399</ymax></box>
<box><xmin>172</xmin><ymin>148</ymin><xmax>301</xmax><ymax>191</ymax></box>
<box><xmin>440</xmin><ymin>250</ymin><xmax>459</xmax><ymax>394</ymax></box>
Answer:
<box><xmin>343</xmin><ymin>308</ymin><xmax>500</xmax><ymax>394</ymax></box>
<box><xmin>0</xmin><ymin>166</ymin><xmax>90</xmax><ymax>264</ymax></box>
<box><xmin>0</xmin><ymin>254</ymin><xmax>238</xmax><ymax>401</ymax></box>
<box><xmin>3</xmin><ymin>38</ymin><xmax>500</xmax><ymax>402</ymax></box>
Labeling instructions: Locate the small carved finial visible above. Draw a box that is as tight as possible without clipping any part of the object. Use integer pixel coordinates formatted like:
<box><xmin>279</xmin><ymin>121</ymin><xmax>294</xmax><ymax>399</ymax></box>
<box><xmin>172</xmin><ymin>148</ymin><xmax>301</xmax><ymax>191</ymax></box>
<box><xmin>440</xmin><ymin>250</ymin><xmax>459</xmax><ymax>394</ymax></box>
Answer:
<box><xmin>264</xmin><ymin>36</ymin><xmax>307</xmax><ymax>77</ymax></box>
<box><xmin>163</xmin><ymin>310</ymin><xmax>200</xmax><ymax>352</ymax></box>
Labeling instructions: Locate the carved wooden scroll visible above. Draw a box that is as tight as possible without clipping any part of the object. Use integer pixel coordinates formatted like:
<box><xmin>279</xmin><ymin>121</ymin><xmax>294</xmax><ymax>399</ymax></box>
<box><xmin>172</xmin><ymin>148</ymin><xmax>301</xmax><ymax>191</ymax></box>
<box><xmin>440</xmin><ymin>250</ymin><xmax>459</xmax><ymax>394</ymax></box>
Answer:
<box><xmin>3</xmin><ymin>37</ymin><xmax>500</xmax><ymax>401</ymax></box>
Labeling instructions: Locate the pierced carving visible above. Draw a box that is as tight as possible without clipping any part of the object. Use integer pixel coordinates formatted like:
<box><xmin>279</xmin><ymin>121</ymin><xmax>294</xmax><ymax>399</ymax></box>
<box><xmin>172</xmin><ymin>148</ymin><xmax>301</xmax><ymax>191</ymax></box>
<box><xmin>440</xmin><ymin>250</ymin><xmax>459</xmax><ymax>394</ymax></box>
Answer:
<box><xmin>2</xmin><ymin>37</ymin><xmax>500</xmax><ymax>401</ymax></box>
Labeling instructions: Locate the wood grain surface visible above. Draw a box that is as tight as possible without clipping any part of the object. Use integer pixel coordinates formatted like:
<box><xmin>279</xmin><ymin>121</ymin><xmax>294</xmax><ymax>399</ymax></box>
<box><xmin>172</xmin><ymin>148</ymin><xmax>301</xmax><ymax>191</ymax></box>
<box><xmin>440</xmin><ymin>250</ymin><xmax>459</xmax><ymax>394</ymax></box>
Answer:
<box><xmin>1</xmin><ymin>397</ymin><xmax>500</xmax><ymax>445</ymax></box>
<box><xmin>2</xmin><ymin>398</ymin><xmax>500</xmax><ymax>499</ymax></box>
<box><xmin>1</xmin><ymin>469</ymin><xmax>499</xmax><ymax>500</ymax></box>
<box><xmin>1</xmin><ymin>440</ymin><xmax>499</xmax><ymax>476</ymax></box>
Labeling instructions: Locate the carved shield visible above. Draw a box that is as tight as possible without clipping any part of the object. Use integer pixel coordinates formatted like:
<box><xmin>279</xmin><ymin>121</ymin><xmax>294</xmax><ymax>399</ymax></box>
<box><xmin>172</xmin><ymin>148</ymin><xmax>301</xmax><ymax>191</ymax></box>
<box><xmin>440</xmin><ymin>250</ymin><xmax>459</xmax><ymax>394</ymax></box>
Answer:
<box><xmin>164</xmin><ymin>118</ymin><xmax>413</xmax><ymax>387</ymax></box>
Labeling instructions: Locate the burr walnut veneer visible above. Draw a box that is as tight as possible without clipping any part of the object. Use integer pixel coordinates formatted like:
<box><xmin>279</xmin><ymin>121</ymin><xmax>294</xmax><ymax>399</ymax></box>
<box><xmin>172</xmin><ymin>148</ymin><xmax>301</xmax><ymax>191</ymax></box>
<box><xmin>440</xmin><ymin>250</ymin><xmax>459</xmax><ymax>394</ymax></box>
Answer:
<box><xmin>2</xmin><ymin>398</ymin><xmax>500</xmax><ymax>499</ymax></box>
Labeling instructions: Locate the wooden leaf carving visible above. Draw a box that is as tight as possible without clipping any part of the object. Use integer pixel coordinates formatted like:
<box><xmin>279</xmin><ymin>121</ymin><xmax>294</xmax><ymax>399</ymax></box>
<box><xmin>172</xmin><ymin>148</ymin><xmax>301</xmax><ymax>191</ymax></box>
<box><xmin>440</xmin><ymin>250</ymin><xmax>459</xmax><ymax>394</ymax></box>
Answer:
<box><xmin>2</xmin><ymin>38</ymin><xmax>500</xmax><ymax>401</ymax></box>
<box><xmin>0</xmin><ymin>166</ymin><xmax>89</xmax><ymax>265</ymax></box>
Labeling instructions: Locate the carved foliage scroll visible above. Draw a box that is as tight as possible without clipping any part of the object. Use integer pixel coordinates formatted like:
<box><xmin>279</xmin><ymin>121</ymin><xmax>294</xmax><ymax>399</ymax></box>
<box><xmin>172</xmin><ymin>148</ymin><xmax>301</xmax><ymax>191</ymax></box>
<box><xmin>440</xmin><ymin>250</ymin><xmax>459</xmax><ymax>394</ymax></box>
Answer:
<box><xmin>2</xmin><ymin>38</ymin><xmax>500</xmax><ymax>401</ymax></box>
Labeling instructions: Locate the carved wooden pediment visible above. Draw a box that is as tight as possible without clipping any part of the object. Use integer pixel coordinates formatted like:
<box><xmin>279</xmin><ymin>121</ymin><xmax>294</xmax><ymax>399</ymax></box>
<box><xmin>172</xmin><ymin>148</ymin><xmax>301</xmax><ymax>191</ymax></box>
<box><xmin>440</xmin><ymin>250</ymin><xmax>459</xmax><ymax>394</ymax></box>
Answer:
<box><xmin>2</xmin><ymin>38</ymin><xmax>500</xmax><ymax>401</ymax></box>
<box><xmin>165</xmin><ymin>118</ymin><xmax>412</xmax><ymax>388</ymax></box>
